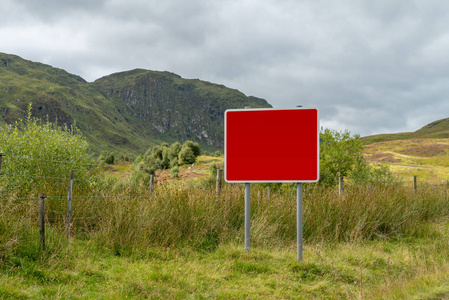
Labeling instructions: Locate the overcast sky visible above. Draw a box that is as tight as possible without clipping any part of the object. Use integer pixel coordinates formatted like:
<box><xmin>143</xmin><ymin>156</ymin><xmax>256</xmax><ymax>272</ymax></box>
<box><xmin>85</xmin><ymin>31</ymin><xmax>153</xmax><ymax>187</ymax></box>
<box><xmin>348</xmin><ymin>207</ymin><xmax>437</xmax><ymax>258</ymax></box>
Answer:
<box><xmin>2</xmin><ymin>0</ymin><xmax>449</xmax><ymax>137</ymax></box>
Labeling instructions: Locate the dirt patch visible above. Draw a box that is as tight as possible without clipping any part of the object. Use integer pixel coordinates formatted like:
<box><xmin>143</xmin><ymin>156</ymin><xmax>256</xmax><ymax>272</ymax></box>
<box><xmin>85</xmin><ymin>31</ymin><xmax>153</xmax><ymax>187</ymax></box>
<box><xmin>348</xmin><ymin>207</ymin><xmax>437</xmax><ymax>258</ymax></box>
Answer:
<box><xmin>154</xmin><ymin>165</ymin><xmax>211</xmax><ymax>185</ymax></box>
<box><xmin>398</xmin><ymin>144</ymin><xmax>449</xmax><ymax>157</ymax></box>
<box><xmin>367</xmin><ymin>152</ymin><xmax>402</xmax><ymax>163</ymax></box>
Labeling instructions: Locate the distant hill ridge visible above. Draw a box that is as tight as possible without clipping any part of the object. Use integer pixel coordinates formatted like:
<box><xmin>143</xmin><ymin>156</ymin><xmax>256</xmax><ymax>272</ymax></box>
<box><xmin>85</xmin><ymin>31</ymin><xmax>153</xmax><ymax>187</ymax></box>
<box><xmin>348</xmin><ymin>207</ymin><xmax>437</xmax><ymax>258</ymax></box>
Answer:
<box><xmin>0</xmin><ymin>52</ymin><xmax>272</xmax><ymax>155</ymax></box>
<box><xmin>362</xmin><ymin>117</ymin><xmax>449</xmax><ymax>145</ymax></box>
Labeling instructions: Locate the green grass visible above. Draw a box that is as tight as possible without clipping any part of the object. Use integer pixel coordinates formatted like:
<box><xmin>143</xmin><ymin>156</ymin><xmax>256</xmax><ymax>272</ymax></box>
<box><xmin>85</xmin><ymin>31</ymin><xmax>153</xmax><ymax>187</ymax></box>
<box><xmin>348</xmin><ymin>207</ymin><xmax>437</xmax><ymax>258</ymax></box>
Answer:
<box><xmin>2</xmin><ymin>224</ymin><xmax>449</xmax><ymax>299</ymax></box>
<box><xmin>363</xmin><ymin>138</ymin><xmax>449</xmax><ymax>182</ymax></box>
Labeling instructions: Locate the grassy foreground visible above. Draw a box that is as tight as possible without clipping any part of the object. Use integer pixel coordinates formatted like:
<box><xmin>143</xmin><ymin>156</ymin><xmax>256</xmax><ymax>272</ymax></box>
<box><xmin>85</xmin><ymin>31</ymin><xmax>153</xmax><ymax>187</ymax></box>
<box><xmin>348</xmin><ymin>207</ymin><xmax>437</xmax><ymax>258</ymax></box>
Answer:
<box><xmin>3</xmin><ymin>151</ymin><xmax>449</xmax><ymax>298</ymax></box>
<box><xmin>2</xmin><ymin>221</ymin><xmax>449</xmax><ymax>299</ymax></box>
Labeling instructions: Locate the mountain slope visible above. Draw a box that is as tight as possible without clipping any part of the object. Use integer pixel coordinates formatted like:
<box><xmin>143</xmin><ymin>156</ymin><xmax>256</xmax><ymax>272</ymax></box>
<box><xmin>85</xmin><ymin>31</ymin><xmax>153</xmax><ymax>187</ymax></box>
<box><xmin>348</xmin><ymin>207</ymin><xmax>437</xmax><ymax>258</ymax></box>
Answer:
<box><xmin>0</xmin><ymin>53</ymin><xmax>271</xmax><ymax>155</ymax></box>
<box><xmin>361</xmin><ymin>117</ymin><xmax>449</xmax><ymax>145</ymax></box>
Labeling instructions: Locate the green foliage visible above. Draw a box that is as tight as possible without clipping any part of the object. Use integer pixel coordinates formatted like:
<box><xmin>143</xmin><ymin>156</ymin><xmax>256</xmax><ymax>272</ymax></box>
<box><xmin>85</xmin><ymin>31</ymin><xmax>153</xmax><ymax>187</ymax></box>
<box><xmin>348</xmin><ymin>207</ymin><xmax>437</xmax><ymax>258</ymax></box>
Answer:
<box><xmin>133</xmin><ymin>154</ymin><xmax>143</xmax><ymax>166</ymax></box>
<box><xmin>182</xmin><ymin>140</ymin><xmax>201</xmax><ymax>157</ymax></box>
<box><xmin>139</xmin><ymin>141</ymin><xmax>201</xmax><ymax>171</ymax></box>
<box><xmin>0</xmin><ymin>103</ymin><xmax>95</xmax><ymax>197</ymax></box>
<box><xmin>169</xmin><ymin>157</ymin><xmax>179</xmax><ymax>168</ymax></box>
<box><xmin>319</xmin><ymin>128</ymin><xmax>393</xmax><ymax>186</ymax></box>
<box><xmin>142</xmin><ymin>144</ymin><xmax>170</xmax><ymax>170</ymax></box>
<box><xmin>99</xmin><ymin>152</ymin><xmax>115</xmax><ymax>165</ymax></box>
<box><xmin>169</xmin><ymin>142</ymin><xmax>182</xmax><ymax>161</ymax></box>
<box><xmin>170</xmin><ymin>166</ymin><xmax>179</xmax><ymax>178</ymax></box>
<box><xmin>209</xmin><ymin>163</ymin><xmax>219</xmax><ymax>178</ymax></box>
<box><xmin>178</xmin><ymin>146</ymin><xmax>196</xmax><ymax>165</ymax></box>
<box><xmin>117</xmin><ymin>154</ymin><xmax>131</xmax><ymax>162</ymax></box>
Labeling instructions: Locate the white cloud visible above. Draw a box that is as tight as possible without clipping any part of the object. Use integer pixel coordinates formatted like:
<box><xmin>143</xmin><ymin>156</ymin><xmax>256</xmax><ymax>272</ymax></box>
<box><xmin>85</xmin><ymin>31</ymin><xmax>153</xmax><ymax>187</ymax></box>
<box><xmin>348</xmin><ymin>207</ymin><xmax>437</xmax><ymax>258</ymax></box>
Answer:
<box><xmin>2</xmin><ymin>0</ymin><xmax>449</xmax><ymax>136</ymax></box>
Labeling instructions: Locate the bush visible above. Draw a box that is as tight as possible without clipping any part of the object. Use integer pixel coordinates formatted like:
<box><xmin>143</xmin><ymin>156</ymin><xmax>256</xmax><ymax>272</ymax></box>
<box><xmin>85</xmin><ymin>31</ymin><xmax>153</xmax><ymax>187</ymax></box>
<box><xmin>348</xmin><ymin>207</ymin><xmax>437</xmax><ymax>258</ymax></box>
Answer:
<box><xmin>138</xmin><ymin>141</ymin><xmax>202</xmax><ymax>170</ymax></box>
<box><xmin>178</xmin><ymin>146</ymin><xmax>196</xmax><ymax>165</ymax></box>
<box><xmin>170</xmin><ymin>166</ymin><xmax>179</xmax><ymax>178</ymax></box>
<box><xmin>118</xmin><ymin>154</ymin><xmax>131</xmax><ymax>162</ymax></box>
<box><xmin>134</xmin><ymin>154</ymin><xmax>143</xmax><ymax>166</ymax></box>
<box><xmin>142</xmin><ymin>145</ymin><xmax>170</xmax><ymax>170</ymax></box>
<box><xmin>0</xmin><ymin>103</ymin><xmax>95</xmax><ymax>198</ymax></box>
<box><xmin>182</xmin><ymin>140</ymin><xmax>201</xmax><ymax>157</ymax></box>
<box><xmin>99</xmin><ymin>152</ymin><xmax>115</xmax><ymax>165</ymax></box>
<box><xmin>169</xmin><ymin>142</ymin><xmax>182</xmax><ymax>160</ymax></box>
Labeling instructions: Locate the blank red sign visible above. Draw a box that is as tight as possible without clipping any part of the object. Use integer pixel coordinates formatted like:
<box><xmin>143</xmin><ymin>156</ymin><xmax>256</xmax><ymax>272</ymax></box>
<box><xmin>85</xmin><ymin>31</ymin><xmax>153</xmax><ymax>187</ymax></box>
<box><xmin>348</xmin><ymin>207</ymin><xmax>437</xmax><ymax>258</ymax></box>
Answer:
<box><xmin>225</xmin><ymin>108</ymin><xmax>319</xmax><ymax>182</ymax></box>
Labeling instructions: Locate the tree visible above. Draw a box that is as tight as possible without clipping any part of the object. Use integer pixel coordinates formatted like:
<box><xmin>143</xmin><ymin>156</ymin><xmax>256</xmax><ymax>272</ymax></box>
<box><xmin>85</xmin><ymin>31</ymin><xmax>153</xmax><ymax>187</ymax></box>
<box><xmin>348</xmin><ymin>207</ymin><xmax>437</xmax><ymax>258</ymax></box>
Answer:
<box><xmin>320</xmin><ymin>128</ymin><xmax>363</xmax><ymax>185</ymax></box>
<box><xmin>182</xmin><ymin>140</ymin><xmax>201</xmax><ymax>157</ymax></box>
<box><xmin>178</xmin><ymin>146</ymin><xmax>196</xmax><ymax>165</ymax></box>
<box><xmin>319</xmin><ymin>128</ymin><xmax>393</xmax><ymax>186</ymax></box>
<box><xmin>169</xmin><ymin>142</ymin><xmax>182</xmax><ymax>161</ymax></box>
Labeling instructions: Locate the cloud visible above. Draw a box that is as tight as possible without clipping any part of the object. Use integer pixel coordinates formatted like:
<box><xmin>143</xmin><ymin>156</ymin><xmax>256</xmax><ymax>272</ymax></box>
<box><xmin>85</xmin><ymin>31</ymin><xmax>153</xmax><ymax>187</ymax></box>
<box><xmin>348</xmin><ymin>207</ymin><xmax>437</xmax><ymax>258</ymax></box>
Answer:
<box><xmin>2</xmin><ymin>0</ymin><xmax>449</xmax><ymax>136</ymax></box>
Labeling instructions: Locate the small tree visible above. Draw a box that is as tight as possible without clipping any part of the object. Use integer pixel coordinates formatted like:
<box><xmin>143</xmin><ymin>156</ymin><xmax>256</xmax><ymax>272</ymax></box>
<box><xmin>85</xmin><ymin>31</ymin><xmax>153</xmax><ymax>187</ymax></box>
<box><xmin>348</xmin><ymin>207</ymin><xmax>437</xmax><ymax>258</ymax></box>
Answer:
<box><xmin>178</xmin><ymin>146</ymin><xmax>196</xmax><ymax>165</ymax></box>
<box><xmin>169</xmin><ymin>142</ymin><xmax>182</xmax><ymax>161</ymax></box>
<box><xmin>182</xmin><ymin>140</ymin><xmax>201</xmax><ymax>157</ymax></box>
<box><xmin>319</xmin><ymin>128</ymin><xmax>393</xmax><ymax>186</ymax></box>
<box><xmin>99</xmin><ymin>152</ymin><xmax>115</xmax><ymax>165</ymax></box>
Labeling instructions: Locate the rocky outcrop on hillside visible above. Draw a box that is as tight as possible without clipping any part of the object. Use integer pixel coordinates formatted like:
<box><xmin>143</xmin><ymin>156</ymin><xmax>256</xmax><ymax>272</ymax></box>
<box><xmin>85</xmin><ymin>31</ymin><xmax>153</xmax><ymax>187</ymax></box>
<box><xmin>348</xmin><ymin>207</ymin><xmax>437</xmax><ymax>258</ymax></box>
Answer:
<box><xmin>0</xmin><ymin>53</ymin><xmax>271</xmax><ymax>154</ymax></box>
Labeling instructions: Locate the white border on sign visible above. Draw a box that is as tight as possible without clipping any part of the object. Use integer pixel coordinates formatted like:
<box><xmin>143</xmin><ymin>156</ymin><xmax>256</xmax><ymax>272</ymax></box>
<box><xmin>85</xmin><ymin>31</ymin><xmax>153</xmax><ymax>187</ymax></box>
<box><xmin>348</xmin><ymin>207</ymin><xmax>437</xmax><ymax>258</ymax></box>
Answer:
<box><xmin>224</xmin><ymin>107</ymin><xmax>320</xmax><ymax>183</ymax></box>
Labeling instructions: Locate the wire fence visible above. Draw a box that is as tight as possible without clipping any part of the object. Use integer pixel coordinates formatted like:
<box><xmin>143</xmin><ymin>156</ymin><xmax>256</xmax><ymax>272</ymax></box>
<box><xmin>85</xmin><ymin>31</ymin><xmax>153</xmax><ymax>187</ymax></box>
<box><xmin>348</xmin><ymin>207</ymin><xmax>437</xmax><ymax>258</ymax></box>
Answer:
<box><xmin>2</xmin><ymin>153</ymin><xmax>449</xmax><ymax>235</ymax></box>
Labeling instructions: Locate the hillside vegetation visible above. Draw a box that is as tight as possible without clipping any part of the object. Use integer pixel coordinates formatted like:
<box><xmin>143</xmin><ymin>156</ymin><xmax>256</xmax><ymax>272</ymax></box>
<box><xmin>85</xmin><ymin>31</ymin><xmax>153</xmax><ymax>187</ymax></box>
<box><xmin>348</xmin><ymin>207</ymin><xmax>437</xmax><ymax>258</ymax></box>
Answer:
<box><xmin>362</xmin><ymin>118</ymin><xmax>449</xmax><ymax>183</ymax></box>
<box><xmin>0</xmin><ymin>52</ymin><xmax>271</xmax><ymax>156</ymax></box>
<box><xmin>361</xmin><ymin>117</ymin><xmax>449</xmax><ymax>145</ymax></box>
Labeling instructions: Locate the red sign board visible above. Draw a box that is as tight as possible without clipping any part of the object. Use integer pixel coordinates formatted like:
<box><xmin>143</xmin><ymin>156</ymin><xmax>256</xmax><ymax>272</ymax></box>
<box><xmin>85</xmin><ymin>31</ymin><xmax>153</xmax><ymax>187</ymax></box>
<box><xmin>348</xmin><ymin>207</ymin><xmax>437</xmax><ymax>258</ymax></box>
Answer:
<box><xmin>225</xmin><ymin>107</ymin><xmax>319</xmax><ymax>182</ymax></box>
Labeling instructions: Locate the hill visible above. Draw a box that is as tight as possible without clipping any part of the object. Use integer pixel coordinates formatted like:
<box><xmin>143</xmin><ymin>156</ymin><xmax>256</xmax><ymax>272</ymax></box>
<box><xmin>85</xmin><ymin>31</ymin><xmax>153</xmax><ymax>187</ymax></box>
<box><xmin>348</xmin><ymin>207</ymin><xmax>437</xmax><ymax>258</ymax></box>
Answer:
<box><xmin>361</xmin><ymin>117</ymin><xmax>449</xmax><ymax>145</ymax></box>
<box><xmin>362</xmin><ymin>118</ymin><xmax>449</xmax><ymax>183</ymax></box>
<box><xmin>0</xmin><ymin>53</ymin><xmax>271</xmax><ymax>156</ymax></box>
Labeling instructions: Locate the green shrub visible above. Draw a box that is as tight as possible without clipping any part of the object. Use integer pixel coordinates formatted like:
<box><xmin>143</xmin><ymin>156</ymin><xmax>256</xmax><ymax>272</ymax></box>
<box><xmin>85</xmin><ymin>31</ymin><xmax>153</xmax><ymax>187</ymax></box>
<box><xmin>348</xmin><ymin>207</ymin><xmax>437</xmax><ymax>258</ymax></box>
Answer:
<box><xmin>170</xmin><ymin>166</ymin><xmax>179</xmax><ymax>178</ymax></box>
<box><xmin>169</xmin><ymin>142</ymin><xmax>182</xmax><ymax>160</ymax></box>
<box><xmin>99</xmin><ymin>152</ymin><xmax>115</xmax><ymax>165</ymax></box>
<box><xmin>118</xmin><ymin>154</ymin><xmax>131</xmax><ymax>162</ymax></box>
<box><xmin>0</xmin><ymin>103</ymin><xmax>95</xmax><ymax>198</ymax></box>
<box><xmin>170</xmin><ymin>157</ymin><xmax>179</xmax><ymax>168</ymax></box>
<box><xmin>178</xmin><ymin>146</ymin><xmax>196</xmax><ymax>165</ymax></box>
<box><xmin>182</xmin><ymin>140</ymin><xmax>201</xmax><ymax>157</ymax></box>
<box><xmin>134</xmin><ymin>154</ymin><xmax>143</xmax><ymax>166</ymax></box>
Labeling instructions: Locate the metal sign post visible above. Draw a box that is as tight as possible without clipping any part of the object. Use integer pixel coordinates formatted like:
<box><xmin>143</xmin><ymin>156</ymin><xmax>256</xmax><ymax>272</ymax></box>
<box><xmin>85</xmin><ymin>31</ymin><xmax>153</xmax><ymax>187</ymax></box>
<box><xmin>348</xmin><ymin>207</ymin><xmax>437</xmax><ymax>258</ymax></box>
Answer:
<box><xmin>245</xmin><ymin>183</ymin><xmax>251</xmax><ymax>252</ymax></box>
<box><xmin>297</xmin><ymin>182</ymin><xmax>303</xmax><ymax>261</ymax></box>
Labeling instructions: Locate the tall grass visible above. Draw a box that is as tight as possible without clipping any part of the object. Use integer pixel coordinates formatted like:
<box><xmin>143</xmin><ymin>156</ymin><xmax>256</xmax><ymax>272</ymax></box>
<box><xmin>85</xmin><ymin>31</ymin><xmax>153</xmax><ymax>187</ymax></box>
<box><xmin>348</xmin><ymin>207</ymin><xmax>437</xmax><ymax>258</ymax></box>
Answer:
<box><xmin>3</xmin><ymin>177</ymin><xmax>449</xmax><ymax>263</ymax></box>
<box><xmin>2</xmin><ymin>111</ymin><xmax>449</xmax><ymax>258</ymax></box>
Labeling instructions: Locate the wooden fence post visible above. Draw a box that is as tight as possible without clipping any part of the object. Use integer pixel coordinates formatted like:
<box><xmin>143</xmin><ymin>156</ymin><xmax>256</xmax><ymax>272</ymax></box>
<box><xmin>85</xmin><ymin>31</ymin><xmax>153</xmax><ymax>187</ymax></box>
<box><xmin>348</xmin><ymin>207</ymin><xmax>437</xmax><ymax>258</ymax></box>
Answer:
<box><xmin>39</xmin><ymin>193</ymin><xmax>46</xmax><ymax>251</ymax></box>
<box><xmin>266</xmin><ymin>186</ymin><xmax>270</xmax><ymax>201</ymax></box>
<box><xmin>150</xmin><ymin>174</ymin><xmax>155</xmax><ymax>194</ymax></box>
<box><xmin>66</xmin><ymin>171</ymin><xmax>73</xmax><ymax>236</ymax></box>
<box><xmin>413</xmin><ymin>176</ymin><xmax>417</xmax><ymax>192</ymax></box>
<box><xmin>339</xmin><ymin>177</ymin><xmax>344</xmax><ymax>196</ymax></box>
<box><xmin>216</xmin><ymin>169</ymin><xmax>222</xmax><ymax>196</ymax></box>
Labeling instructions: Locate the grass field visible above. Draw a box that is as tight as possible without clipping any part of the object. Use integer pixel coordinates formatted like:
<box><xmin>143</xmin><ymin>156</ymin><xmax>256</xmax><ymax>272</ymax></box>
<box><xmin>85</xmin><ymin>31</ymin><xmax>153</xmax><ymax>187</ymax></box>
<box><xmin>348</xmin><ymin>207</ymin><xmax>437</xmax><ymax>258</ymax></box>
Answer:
<box><xmin>2</xmin><ymin>222</ymin><xmax>449</xmax><ymax>299</ymax></box>
<box><xmin>3</xmin><ymin>153</ymin><xmax>449</xmax><ymax>299</ymax></box>
<box><xmin>363</xmin><ymin>138</ymin><xmax>449</xmax><ymax>184</ymax></box>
